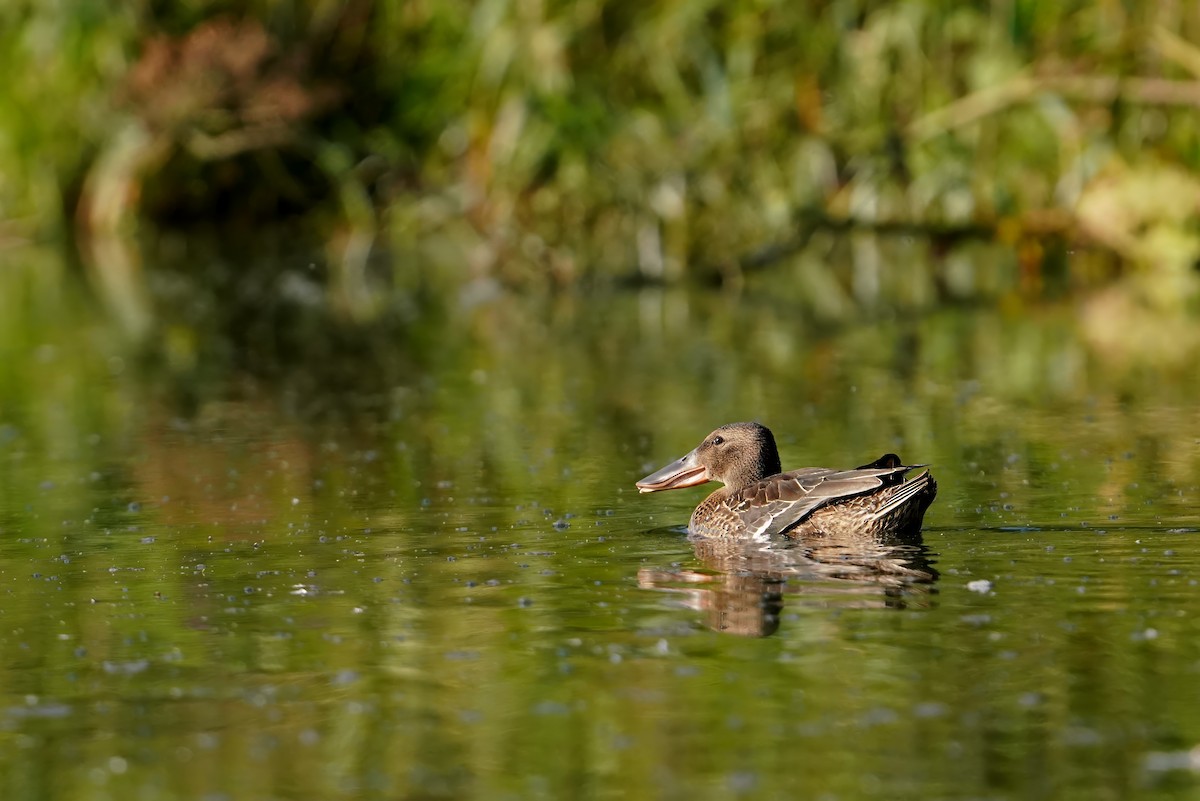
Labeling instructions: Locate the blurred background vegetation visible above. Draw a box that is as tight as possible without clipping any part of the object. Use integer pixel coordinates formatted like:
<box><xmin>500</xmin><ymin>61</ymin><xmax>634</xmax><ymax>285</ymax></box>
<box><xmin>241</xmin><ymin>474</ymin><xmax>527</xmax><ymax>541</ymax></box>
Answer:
<box><xmin>2</xmin><ymin>1</ymin><xmax>1200</xmax><ymax>359</ymax></box>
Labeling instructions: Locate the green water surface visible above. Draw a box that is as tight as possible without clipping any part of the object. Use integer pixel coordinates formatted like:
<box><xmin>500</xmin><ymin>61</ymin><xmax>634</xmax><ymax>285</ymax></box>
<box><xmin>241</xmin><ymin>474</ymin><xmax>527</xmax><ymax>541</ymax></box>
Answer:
<box><xmin>2</xmin><ymin>244</ymin><xmax>1199</xmax><ymax>801</ymax></box>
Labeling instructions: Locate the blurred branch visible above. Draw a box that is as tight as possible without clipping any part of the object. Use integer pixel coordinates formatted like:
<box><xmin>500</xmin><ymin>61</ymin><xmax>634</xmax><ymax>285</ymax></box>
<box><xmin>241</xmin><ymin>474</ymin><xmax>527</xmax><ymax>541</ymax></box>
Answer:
<box><xmin>725</xmin><ymin>210</ymin><xmax>1075</xmax><ymax>279</ymax></box>
<box><xmin>1153</xmin><ymin>27</ymin><xmax>1200</xmax><ymax>79</ymax></box>
<box><xmin>75</xmin><ymin>121</ymin><xmax>165</xmax><ymax>341</ymax></box>
<box><xmin>909</xmin><ymin>73</ymin><xmax>1039</xmax><ymax>141</ymax></box>
<box><xmin>911</xmin><ymin>73</ymin><xmax>1200</xmax><ymax>141</ymax></box>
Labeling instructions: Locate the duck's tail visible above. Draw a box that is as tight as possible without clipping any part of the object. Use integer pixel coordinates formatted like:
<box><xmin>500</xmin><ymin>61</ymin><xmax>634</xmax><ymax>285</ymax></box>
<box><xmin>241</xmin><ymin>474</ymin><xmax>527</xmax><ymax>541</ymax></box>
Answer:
<box><xmin>871</xmin><ymin>469</ymin><xmax>937</xmax><ymax>521</ymax></box>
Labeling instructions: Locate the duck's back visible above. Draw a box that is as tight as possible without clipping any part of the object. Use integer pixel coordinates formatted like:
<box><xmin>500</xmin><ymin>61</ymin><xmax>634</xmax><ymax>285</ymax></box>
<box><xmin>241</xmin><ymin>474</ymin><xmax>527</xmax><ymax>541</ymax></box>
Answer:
<box><xmin>690</xmin><ymin>464</ymin><xmax>936</xmax><ymax>541</ymax></box>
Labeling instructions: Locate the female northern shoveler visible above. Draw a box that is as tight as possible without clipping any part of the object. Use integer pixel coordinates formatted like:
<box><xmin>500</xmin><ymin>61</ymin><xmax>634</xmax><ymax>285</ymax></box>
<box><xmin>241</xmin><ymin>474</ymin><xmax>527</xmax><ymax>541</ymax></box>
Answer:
<box><xmin>636</xmin><ymin>422</ymin><xmax>937</xmax><ymax>540</ymax></box>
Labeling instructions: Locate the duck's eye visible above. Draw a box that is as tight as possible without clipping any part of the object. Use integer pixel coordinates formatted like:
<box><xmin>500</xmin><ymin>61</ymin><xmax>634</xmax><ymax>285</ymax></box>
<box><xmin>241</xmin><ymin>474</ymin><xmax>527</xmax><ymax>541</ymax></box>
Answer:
<box><xmin>711</xmin><ymin>435</ymin><xmax>725</xmax><ymax>446</ymax></box>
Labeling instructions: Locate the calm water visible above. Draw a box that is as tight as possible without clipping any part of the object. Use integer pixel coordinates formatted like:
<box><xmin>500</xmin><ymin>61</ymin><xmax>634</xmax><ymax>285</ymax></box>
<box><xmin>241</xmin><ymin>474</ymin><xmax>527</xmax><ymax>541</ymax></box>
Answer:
<box><xmin>2</xmin><ymin>244</ymin><xmax>1200</xmax><ymax>800</ymax></box>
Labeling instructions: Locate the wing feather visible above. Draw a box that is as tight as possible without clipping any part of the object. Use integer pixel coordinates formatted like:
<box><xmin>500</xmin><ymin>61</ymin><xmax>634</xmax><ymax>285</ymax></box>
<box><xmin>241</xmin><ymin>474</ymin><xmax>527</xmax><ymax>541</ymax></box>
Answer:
<box><xmin>732</xmin><ymin>465</ymin><xmax>914</xmax><ymax>538</ymax></box>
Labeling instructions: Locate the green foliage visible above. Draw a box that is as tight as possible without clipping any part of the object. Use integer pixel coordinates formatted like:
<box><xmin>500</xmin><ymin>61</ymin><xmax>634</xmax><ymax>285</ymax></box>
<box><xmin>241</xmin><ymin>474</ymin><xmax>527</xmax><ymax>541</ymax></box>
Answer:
<box><xmin>0</xmin><ymin>2</ymin><xmax>137</xmax><ymax>233</ymax></box>
<box><xmin>6</xmin><ymin>0</ymin><xmax>1200</xmax><ymax>298</ymax></box>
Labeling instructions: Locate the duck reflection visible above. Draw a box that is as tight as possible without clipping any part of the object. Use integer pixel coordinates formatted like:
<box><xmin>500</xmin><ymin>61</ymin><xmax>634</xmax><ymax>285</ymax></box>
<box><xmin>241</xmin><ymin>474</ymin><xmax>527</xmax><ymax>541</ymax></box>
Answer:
<box><xmin>638</xmin><ymin>530</ymin><xmax>937</xmax><ymax>637</ymax></box>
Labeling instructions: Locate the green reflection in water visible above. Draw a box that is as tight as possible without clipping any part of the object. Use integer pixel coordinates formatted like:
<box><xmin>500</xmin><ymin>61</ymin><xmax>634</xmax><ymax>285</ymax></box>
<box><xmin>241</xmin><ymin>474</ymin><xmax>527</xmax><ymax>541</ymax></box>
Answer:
<box><xmin>2</xmin><ymin>243</ymin><xmax>1200</xmax><ymax>801</ymax></box>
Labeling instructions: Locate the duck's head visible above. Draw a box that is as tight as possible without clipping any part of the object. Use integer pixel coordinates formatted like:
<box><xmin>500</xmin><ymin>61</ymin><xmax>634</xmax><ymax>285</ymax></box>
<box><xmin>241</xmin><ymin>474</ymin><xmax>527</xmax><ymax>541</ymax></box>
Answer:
<box><xmin>636</xmin><ymin>422</ymin><xmax>782</xmax><ymax>493</ymax></box>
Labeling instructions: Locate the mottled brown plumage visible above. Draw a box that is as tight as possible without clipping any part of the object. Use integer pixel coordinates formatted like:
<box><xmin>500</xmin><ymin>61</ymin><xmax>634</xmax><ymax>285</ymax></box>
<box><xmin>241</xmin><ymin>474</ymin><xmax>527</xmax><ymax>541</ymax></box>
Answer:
<box><xmin>636</xmin><ymin>422</ymin><xmax>937</xmax><ymax>540</ymax></box>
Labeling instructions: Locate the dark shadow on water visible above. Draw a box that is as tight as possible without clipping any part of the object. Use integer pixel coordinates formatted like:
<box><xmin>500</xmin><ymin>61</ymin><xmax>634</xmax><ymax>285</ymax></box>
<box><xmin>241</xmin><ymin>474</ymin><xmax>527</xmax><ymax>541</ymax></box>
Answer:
<box><xmin>638</xmin><ymin>530</ymin><xmax>938</xmax><ymax>637</ymax></box>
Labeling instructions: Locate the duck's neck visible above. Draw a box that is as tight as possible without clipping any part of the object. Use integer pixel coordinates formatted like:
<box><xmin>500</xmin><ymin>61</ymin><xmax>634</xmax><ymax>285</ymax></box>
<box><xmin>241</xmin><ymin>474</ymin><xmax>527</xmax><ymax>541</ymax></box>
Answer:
<box><xmin>727</xmin><ymin>439</ymin><xmax>782</xmax><ymax>490</ymax></box>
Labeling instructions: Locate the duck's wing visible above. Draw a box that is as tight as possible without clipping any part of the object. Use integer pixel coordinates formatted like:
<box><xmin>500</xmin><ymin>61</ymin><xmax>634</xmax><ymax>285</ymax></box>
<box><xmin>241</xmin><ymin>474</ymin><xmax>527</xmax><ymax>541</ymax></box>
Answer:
<box><xmin>732</xmin><ymin>465</ymin><xmax>915</xmax><ymax>539</ymax></box>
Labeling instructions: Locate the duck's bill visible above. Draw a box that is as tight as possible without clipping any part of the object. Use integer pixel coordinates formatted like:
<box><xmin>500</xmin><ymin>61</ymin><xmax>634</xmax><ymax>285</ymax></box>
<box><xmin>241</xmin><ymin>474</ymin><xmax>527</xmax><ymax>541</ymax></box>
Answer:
<box><xmin>636</xmin><ymin>452</ymin><xmax>711</xmax><ymax>493</ymax></box>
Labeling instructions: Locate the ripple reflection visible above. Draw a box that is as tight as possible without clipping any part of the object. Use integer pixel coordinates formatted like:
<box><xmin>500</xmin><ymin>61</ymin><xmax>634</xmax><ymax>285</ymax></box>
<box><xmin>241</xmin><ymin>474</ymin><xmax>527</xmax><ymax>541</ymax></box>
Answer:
<box><xmin>639</xmin><ymin>530</ymin><xmax>938</xmax><ymax>636</ymax></box>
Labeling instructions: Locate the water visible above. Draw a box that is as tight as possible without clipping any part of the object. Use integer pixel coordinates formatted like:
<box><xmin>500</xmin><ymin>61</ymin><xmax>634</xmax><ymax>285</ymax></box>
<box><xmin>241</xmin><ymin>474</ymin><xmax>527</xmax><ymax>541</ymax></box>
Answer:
<box><xmin>2</xmin><ymin>246</ymin><xmax>1200</xmax><ymax>800</ymax></box>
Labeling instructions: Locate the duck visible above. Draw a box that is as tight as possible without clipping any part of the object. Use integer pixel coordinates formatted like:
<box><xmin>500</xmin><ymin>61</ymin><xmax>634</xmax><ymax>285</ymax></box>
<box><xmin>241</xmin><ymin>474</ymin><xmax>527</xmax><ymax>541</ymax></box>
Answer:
<box><xmin>636</xmin><ymin>422</ymin><xmax>937</xmax><ymax>540</ymax></box>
